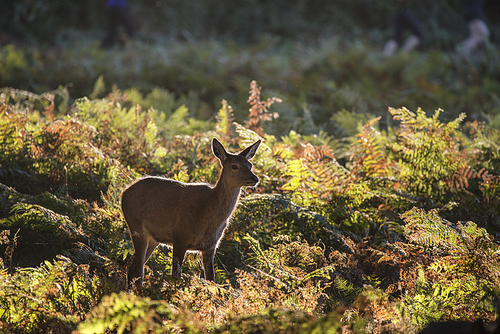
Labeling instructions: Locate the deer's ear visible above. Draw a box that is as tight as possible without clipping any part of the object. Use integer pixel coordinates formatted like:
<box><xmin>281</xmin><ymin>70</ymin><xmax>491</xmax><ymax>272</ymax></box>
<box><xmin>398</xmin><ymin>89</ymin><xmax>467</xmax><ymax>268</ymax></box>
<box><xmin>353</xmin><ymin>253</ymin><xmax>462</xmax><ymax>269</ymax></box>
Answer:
<box><xmin>239</xmin><ymin>140</ymin><xmax>261</xmax><ymax>160</ymax></box>
<box><xmin>212</xmin><ymin>138</ymin><xmax>228</xmax><ymax>161</ymax></box>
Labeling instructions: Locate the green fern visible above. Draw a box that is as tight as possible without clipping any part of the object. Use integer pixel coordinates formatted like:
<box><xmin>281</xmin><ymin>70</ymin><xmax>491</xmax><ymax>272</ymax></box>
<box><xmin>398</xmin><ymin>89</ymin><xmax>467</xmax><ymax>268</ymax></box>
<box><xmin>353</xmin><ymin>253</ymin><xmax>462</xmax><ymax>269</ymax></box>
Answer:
<box><xmin>89</xmin><ymin>75</ymin><xmax>106</xmax><ymax>100</ymax></box>
<box><xmin>242</xmin><ymin>234</ymin><xmax>266</xmax><ymax>267</ymax></box>
<box><xmin>77</xmin><ymin>292</ymin><xmax>203</xmax><ymax>334</ymax></box>
<box><xmin>401</xmin><ymin>207</ymin><xmax>500</xmax><ymax>325</ymax></box>
<box><xmin>216</xmin><ymin>99</ymin><xmax>234</xmax><ymax>140</ymax></box>
<box><xmin>1</xmin><ymin>203</ymin><xmax>83</xmax><ymax>246</ymax></box>
<box><xmin>402</xmin><ymin>208</ymin><xmax>460</xmax><ymax>250</ymax></box>
<box><xmin>401</xmin><ymin>207</ymin><xmax>499</xmax><ymax>258</ymax></box>
<box><xmin>334</xmin><ymin>277</ymin><xmax>363</xmax><ymax>305</ymax></box>
<box><xmin>390</xmin><ymin>107</ymin><xmax>467</xmax><ymax>200</ymax></box>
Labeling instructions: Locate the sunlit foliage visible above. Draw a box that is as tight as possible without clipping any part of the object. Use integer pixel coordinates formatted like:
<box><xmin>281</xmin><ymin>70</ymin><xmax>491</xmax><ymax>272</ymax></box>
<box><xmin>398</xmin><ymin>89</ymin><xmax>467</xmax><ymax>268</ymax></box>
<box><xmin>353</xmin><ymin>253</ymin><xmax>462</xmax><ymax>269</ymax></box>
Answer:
<box><xmin>0</xmin><ymin>78</ymin><xmax>499</xmax><ymax>334</ymax></box>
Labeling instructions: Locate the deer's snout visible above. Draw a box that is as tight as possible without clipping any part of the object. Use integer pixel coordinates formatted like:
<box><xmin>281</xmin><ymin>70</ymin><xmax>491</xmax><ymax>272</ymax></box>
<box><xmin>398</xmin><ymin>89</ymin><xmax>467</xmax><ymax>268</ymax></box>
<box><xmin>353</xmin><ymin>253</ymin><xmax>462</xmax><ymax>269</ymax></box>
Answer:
<box><xmin>247</xmin><ymin>174</ymin><xmax>259</xmax><ymax>186</ymax></box>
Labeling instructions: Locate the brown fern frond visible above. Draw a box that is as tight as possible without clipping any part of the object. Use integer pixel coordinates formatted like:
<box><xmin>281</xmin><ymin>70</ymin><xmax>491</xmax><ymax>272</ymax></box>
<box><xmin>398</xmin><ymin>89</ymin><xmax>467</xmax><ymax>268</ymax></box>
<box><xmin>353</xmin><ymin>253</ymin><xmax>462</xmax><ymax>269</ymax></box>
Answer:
<box><xmin>303</xmin><ymin>145</ymin><xmax>336</xmax><ymax>162</ymax></box>
<box><xmin>43</xmin><ymin>93</ymin><xmax>55</xmax><ymax>121</ymax></box>
<box><xmin>244</xmin><ymin>80</ymin><xmax>281</xmax><ymax>136</ymax></box>
<box><xmin>447</xmin><ymin>165</ymin><xmax>493</xmax><ymax>192</ymax></box>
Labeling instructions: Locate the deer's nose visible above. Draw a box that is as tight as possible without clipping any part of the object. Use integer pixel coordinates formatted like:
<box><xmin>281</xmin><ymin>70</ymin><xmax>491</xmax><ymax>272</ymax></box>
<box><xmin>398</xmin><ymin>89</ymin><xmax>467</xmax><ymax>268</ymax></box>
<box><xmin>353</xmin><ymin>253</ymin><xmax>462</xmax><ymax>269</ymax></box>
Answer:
<box><xmin>247</xmin><ymin>175</ymin><xmax>259</xmax><ymax>185</ymax></box>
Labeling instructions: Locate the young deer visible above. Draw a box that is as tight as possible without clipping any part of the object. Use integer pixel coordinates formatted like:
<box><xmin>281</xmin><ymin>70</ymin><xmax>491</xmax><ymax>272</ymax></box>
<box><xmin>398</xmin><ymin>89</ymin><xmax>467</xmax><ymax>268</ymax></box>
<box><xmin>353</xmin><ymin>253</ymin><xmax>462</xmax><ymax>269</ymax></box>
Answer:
<box><xmin>121</xmin><ymin>138</ymin><xmax>261</xmax><ymax>285</ymax></box>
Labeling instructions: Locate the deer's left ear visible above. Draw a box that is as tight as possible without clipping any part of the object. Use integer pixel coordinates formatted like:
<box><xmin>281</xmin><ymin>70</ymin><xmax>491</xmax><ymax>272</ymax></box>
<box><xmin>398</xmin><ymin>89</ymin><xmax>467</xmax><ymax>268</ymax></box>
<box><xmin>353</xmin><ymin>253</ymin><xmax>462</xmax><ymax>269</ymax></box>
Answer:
<box><xmin>239</xmin><ymin>140</ymin><xmax>261</xmax><ymax>160</ymax></box>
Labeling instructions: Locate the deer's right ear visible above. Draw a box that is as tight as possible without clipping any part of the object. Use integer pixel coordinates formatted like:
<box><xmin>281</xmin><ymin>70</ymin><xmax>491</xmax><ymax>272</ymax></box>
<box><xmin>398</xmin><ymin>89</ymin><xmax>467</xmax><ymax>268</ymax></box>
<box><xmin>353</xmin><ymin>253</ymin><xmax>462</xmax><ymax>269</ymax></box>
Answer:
<box><xmin>212</xmin><ymin>138</ymin><xmax>228</xmax><ymax>161</ymax></box>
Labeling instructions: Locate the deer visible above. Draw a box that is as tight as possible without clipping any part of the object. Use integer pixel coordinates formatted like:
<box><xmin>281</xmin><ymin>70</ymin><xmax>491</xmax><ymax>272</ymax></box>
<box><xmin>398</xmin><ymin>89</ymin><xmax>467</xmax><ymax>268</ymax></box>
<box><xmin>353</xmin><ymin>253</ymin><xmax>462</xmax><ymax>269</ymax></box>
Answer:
<box><xmin>121</xmin><ymin>138</ymin><xmax>261</xmax><ymax>286</ymax></box>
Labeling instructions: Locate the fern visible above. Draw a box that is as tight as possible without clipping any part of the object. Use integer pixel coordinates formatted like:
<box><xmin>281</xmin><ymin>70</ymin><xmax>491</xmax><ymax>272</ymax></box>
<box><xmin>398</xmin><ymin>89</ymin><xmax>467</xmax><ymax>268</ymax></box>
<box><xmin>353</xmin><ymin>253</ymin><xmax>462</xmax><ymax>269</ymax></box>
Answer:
<box><xmin>234</xmin><ymin>194</ymin><xmax>355</xmax><ymax>254</ymax></box>
<box><xmin>281</xmin><ymin>158</ymin><xmax>312</xmax><ymax>197</ymax></box>
<box><xmin>213</xmin><ymin>308</ymin><xmax>341</xmax><ymax>334</ymax></box>
<box><xmin>401</xmin><ymin>207</ymin><xmax>500</xmax><ymax>325</ymax></box>
<box><xmin>334</xmin><ymin>276</ymin><xmax>363</xmax><ymax>305</ymax></box>
<box><xmin>390</xmin><ymin>107</ymin><xmax>468</xmax><ymax>200</ymax></box>
<box><xmin>277</xmin><ymin>134</ymin><xmax>349</xmax><ymax>204</ymax></box>
<box><xmin>233</xmin><ymin>122</ymin><xmax>278</xmax><ymax>189</ymax></box>
<box><xmin>77</xmin><ymin>292</ymin><xmax>173</xmax><ymax>334</ymax></box>
<box><xmin>350</xmin><ymin>116</ymin><xmax>395</xmax><ymax>179</ymax></box>
<box><xmin>401</xmin><ymin>207</ymin><xmax>500</xmax><ymax>260</ymax></box>
<box><xmin>89</xmin><ymin>75</ymin><xmax>106</xmax><ymax>100</ymax></box>
<box><xmin>402</xmin><ymin>208</ymin><xmax>460</xmax><ymax>250</ymax></box>
<box><xmin>0</xmin><ymin>257</ymin><xmax>105</xmax><ymax>333</ymax></box>
<box><xmin>1</xmin><ymin>203</ymin><xmax>83</xmax><ymax>245</ymax></box>
<box><xmin>242</xmin><ymin>234</ymin><xmax>266</xmax><ymax>265</ymax></box>
<box><xmin>125</xmin><ymin>87</ymin><xmax>178</xmax><ymax>118</ymax></box>
<box><xmin>331</xmin><ymin>109</ymin><xmax>375</xmax><ymax>138</ymax></box>
<box><xmin>447</xmin><ymin>165</ymin><xmax>492</xmax><ymax>191</ymax></box>
<box><xmin>244</xmin><ymin>80</ymin><xmax>281</xmax><ymax>137</ymax></box>
<box><xmin>216</xmin><ymin>99</ymin><xmax>235</xmax><ymax>142</ymax></box>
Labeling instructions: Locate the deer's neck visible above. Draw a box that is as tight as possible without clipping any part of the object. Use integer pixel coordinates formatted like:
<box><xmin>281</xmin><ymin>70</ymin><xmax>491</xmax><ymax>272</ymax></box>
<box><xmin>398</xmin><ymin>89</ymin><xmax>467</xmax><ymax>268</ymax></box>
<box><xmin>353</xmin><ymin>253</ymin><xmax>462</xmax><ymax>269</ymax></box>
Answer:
<box><xmin>212</xmin><ymin>179</ymin><xmax>241</xmax><ymax>218</ymax></box>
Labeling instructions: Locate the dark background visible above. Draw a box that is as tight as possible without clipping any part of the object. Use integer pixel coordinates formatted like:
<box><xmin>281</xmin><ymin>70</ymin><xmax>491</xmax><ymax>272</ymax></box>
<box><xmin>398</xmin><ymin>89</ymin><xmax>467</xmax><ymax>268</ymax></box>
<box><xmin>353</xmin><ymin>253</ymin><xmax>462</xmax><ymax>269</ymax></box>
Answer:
<box><xmin>1</xmin><ymin>0</ymin><xmax>499</xmax><ymax>48</ymax></box>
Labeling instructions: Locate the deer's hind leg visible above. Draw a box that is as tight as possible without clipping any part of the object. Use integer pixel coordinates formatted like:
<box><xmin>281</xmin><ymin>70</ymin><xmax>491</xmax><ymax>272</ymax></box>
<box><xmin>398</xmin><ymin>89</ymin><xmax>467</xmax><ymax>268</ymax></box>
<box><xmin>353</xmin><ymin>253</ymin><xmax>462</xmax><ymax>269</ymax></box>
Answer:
<box><xmin>128</xmin><ymin>232</ymin><xmax>158</xmax><ymax>286</ymax></box>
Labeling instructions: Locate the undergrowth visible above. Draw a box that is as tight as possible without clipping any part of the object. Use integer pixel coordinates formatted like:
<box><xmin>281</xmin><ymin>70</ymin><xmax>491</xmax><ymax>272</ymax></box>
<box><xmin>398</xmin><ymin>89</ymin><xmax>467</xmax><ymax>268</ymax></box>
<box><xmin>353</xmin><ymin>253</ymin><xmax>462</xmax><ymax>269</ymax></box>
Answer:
<box><xmin>0</xmin><ymin>81</ymin><xmax>499</xmax><ymax>333</ymax></box>
<box><xmin>2</xmin><ymin>32</ymin><xmax>500</xmax><ymax>139</ymax></box>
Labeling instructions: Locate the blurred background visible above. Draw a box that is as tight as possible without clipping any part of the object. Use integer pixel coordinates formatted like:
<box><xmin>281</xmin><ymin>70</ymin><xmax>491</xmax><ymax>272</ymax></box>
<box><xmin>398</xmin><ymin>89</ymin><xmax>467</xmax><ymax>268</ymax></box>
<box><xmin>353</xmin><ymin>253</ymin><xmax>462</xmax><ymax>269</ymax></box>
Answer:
<box><xmin>1</xmin><ymin>0</ymin><xmax>499</xmax><ymax>137</ymax></box>
<box><xmin>1</xmin><ymin>0</ymin><xmax>499</xmax><ymax>46</ymax></box>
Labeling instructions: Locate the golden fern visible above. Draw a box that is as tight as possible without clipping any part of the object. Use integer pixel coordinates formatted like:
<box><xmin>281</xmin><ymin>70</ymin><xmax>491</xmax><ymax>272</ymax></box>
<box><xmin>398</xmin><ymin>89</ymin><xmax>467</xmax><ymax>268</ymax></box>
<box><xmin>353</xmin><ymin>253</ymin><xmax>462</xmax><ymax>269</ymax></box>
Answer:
<box><xmin>349</xmin><ymin>116</ymin><xmax>395</xmax><ymax>180</ymax></box>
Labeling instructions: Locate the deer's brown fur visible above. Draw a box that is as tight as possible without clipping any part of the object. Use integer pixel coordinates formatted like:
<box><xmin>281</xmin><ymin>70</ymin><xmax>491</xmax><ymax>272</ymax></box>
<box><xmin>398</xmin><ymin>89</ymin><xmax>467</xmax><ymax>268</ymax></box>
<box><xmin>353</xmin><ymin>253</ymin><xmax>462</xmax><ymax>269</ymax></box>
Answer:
<box><xmin>121</xmin><ymin>138</ymin><xmax>261</xmax><ymax>285</ymax></box>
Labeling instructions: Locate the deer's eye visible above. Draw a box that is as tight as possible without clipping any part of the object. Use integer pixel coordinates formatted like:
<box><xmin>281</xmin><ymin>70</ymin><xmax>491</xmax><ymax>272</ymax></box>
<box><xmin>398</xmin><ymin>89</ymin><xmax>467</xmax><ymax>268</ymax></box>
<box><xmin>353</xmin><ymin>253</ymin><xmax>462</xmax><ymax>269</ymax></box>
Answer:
<box><xmin>231</xmin><ymin>164</ymin><xmax>239</xmax><ymax>170</ymax></box>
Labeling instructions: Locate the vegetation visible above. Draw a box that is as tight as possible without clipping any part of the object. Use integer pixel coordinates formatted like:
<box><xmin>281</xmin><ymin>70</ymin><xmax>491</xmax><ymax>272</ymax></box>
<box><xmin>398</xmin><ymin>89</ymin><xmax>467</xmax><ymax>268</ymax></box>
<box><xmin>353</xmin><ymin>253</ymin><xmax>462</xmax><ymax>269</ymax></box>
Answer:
<box><xmin>1</xmin><ymin>1</ymin><xmax>500</xmax><ymax>332</ymax></box>
<box><xmin>0</xmin><ymin>75</ymin><xmax>499</xmax><ymax>332</ymax></box>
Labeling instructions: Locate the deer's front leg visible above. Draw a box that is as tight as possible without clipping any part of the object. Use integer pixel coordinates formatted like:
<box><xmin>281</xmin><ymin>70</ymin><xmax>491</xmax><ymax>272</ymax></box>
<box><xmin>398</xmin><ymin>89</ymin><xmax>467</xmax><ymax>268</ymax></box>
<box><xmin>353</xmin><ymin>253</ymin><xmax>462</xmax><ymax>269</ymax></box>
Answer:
<box><xmin>201</xmin><ymin>248</ymin><xmax>216</xmax><ymax>281</ymax></box>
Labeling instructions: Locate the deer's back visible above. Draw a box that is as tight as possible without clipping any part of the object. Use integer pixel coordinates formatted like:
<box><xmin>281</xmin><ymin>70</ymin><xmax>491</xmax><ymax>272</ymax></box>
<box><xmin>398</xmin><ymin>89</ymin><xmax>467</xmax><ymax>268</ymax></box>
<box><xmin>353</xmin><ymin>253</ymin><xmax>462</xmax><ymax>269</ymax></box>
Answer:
<box><xmin>121</xmin><ymin>176</ymin><xmax>237</xmax><ymax>249</ymax></box>
<box><xmin>122</xmin><ymin>176</ymin><xmax>213</xmax><ymax>221</ymax></box>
